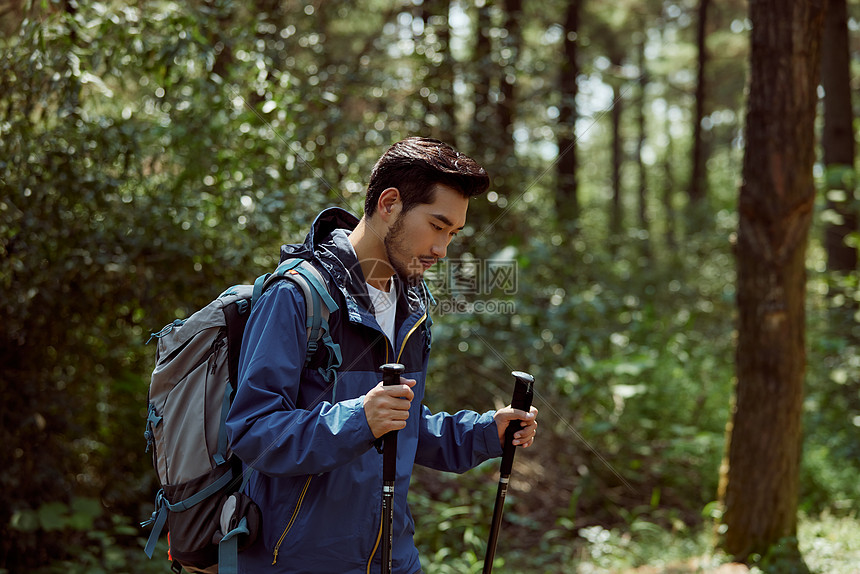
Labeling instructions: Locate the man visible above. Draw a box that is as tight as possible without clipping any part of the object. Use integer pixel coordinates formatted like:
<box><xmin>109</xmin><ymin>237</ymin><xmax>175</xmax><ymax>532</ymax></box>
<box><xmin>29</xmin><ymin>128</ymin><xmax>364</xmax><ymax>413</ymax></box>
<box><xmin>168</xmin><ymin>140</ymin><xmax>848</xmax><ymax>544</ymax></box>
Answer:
<box><xmin>225</xmin><ymin>137</ymin><xmax>538</xmax><ymax>573</ymax></box>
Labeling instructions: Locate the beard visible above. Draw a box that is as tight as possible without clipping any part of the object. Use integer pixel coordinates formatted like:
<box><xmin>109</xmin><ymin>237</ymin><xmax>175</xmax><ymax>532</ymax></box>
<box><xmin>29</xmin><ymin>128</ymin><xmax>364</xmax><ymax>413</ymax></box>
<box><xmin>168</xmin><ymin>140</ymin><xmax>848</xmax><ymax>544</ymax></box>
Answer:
<box><xmin>384</xmin><ymin>215</ymin><xmax>430</xmax><ymax>287</ymax></box>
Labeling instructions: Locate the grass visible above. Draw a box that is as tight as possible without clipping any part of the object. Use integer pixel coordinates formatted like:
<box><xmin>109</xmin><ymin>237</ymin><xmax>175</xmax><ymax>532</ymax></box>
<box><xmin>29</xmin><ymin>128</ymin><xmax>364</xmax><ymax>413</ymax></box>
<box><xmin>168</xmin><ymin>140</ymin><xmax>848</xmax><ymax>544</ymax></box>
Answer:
<box><xmin>797</xmin><ymin>513</ymin><xmax>860</xmax><ymax>574</ymax></box>
<box><xmin>418</xmin><ymin>512</ymin><xmax>860</xmax><ymax>574</ymax></box>
<box><xmin>8</xmin><ymin>497</ymin><xmax>857</xmax><ymax>574</ymax></box>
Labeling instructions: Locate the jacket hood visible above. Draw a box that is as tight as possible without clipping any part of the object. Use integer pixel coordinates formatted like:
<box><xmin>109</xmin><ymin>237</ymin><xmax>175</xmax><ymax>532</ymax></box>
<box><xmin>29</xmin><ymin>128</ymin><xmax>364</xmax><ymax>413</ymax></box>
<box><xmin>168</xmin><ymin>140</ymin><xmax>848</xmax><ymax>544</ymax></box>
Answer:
<box><xmin>280</xmin><ymin>207</ymin><xmax>360</xmax><ymax>263</ymax></box>
<box><xmin>279</xmin><ymin>207</ymin><xmax>365</xmax><ymax>307</ymax></box>
<box><xmin>280</xmin><ymin>206</ymin><xmax>432</xmax><ymax>321</ymax></box>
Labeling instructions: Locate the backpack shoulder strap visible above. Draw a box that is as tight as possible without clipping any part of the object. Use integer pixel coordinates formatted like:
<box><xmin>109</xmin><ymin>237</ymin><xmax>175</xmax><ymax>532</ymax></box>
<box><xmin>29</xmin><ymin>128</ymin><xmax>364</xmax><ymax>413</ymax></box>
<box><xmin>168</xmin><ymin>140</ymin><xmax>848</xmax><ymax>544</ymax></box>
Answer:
<box><xmin>252</xmin><ymin>259</ymin><xmax>343</xmax><ymax>388</ymax></box>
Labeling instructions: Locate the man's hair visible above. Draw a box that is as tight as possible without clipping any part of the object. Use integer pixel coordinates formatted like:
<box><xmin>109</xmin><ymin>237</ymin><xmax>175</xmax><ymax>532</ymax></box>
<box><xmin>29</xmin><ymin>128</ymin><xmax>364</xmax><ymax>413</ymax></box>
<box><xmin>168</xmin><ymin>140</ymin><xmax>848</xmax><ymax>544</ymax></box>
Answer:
<box><xmin>364</xmin><ymin>137</ymin><xmax>490</xmax><ymax>217</ymax></box>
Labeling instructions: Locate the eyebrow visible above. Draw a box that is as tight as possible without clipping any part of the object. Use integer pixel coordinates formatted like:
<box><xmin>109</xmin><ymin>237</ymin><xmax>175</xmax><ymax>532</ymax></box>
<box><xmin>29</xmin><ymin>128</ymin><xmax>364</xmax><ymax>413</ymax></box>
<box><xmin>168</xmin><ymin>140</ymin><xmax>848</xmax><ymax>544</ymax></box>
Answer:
<box><xmin>430</xmin><ymin>213</ymin><xmax>465</xmax><ymax>231</ymax></box>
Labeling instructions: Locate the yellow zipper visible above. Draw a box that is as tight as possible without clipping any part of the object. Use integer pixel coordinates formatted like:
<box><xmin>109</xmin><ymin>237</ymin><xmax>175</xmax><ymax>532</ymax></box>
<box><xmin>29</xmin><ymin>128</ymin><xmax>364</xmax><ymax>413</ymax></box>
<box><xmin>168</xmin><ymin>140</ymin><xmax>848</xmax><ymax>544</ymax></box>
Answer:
<box><xmin>272</xmin><ymin>475</ymin><xmax>313</xmax><ymax>565</ymax></box>
<box><xmin>396</xmin><ymin>312</ymin><xmax>427</xmax><ymax>363</ymax></box>
<box><xmin>366</xmin><ymin>513</ymin><xmax>384</xmax><ymax>574</ymax></box>
<box><xmin>366</xmin><ymin>312</ymin><xmax>427</xmax><ymax>572</ymax></box>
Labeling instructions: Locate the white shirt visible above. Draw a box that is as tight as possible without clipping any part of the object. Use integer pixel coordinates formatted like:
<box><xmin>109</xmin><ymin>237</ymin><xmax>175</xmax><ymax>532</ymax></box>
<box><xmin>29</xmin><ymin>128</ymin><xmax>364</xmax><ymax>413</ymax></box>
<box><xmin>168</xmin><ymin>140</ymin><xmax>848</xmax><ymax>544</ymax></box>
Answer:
<box><xmin>366</xmin><ymin>280</ymin><xmax>397</xmax><ymax>345</ymax></box>
<box><xmin>342</xmin><ymin>233</ymin><xmax>398</xmax><ymax>344</ymax></box>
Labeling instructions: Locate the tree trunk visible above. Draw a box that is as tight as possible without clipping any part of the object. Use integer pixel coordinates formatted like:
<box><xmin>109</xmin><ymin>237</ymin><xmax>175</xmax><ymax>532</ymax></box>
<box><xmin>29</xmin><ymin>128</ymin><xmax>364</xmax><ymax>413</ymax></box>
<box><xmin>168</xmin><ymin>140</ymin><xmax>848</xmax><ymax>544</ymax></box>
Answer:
<box><xmin>556</xmin><ymin>0</ymin><xmax>581</xmax><ymax>228</ymax></box>
<box><xmin>663</xmin><ymin>119</ymin><xmax>677</xmax><ymax>250</ymax></box>
<box><xmin>609</xmin><ymin>51</ymin><xmax>624</xmax><ymax>246</ymax></box>
<box><xmin>498</xmin><ymin>0</ymin><xmax>523</xmax><ymax>158</ymax></box>
<box><xmin>635</xmin><ymin>34</ymin><xmax>650</xmax><ymax>257</ymax></box>
<box><xmin>660</xmin><ymin>24</ymin><xmax>677</xmax><ymax>251</ymax></box>
<box><xmin>821</xmin><ymin>0</ymin><xmax>857</xmax><ymax>274</ymax></box>
<box><xmin>472</xmin><ymin>3</ymin><xmax>495</xmax><ymax>156</ymax></box>
<box><xmin>719</xmin><ymin>0</ymin><xmax>825</xmax><ymax>567</ymax></box>
<box><xmin>689</xmin><ymin>0</ymin><xmax>710</xmax><ymax>209</ymax></box>
<box><xmin>421</xmin><ymin>0</ymin><xmax>457</xmax><ymax>146</ymax></box>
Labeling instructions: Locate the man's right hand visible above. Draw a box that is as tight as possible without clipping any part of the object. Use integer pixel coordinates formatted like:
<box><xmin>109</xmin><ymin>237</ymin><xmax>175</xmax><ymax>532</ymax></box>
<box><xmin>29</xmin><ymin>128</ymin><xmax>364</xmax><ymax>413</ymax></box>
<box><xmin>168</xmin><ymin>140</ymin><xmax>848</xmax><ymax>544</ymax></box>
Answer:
<box><xmin>363</xmin><ymin>377</ymin><xmax>416</xmax><ymax>438</ymax></box>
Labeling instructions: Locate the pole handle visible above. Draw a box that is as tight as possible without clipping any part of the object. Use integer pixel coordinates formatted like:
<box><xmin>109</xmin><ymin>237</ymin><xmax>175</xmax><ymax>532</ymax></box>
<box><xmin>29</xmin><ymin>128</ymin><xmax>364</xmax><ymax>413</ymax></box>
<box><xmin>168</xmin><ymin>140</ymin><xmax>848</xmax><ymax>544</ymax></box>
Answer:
<box><xmin>381</xmin><ymin>363</ymin><xmax>404</xmax><ymax>481</ymax></box>
<box><xmin>380</xmin><ymin>363</ymin><xmax>404</xmax><ymax>574</ymax></box>
<box><xmin>483</xmin><ymin>370</ymin><xmax>536</xmax><ymax>574</ymax></box>
<box><xmin>381</xmin><ymin>363</ymin><xmax>405</xmax><ymax>387</ymax></box>
<box><xmin>499</xmin><ymin>371</ymin><xmax>534</xmax><ymax>477</ymax></box>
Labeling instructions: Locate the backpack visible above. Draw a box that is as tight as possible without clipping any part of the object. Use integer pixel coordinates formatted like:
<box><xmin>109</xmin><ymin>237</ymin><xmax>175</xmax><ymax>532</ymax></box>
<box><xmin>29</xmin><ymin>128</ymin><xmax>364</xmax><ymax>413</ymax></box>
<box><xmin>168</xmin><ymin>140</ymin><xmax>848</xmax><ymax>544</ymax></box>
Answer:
<box><xmin>141</xmin><ymin>257</ymin><xmax>342</xmax><ymax>574</ymax></box>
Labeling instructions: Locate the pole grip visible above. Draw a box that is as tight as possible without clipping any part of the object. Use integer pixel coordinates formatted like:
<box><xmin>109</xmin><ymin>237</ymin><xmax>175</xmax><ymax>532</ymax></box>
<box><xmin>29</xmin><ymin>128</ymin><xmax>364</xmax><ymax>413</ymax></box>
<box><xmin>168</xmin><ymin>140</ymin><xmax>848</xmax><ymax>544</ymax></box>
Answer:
<box><xmin>499</xmin><ymin>371</ymin><xmax>534</xmax><ymax>477</ymax></box>
<box><xmin>380</xmin><ymin>363</ymin><xmax>404</xmax><ymax>574</ymax></box>
<box><xmin>381</xmin><ymin>363</ymin><xmax>405</xmax><ymax>387</ymax></box>
<box><xmin>483</xmin><ymin>370</ymin><xmax>535</xmax><ymax>574</ymax></box>
<box><xmin>381</xmin><ymin>363</ymin><xmax>405</xmax><ymax>482</ymax></box>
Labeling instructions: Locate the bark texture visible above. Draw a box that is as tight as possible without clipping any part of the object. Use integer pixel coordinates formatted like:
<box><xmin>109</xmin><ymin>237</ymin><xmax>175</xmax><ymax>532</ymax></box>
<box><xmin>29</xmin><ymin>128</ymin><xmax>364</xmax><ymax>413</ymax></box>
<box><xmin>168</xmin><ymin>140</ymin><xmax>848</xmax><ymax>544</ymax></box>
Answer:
<box><xmin>720</xmin><ymin>0</ymin><xmax>826</xmax><ymax>563</ymax></box>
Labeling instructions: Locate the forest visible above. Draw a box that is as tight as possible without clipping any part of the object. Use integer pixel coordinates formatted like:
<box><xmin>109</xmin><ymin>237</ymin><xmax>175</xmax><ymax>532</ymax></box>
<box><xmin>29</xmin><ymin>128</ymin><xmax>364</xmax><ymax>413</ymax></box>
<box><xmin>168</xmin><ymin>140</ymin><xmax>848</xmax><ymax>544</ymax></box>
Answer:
<box><xmin>1</xmin><ymin>0</ymin><xmax>858</xmax><ymax>572</ymax></box>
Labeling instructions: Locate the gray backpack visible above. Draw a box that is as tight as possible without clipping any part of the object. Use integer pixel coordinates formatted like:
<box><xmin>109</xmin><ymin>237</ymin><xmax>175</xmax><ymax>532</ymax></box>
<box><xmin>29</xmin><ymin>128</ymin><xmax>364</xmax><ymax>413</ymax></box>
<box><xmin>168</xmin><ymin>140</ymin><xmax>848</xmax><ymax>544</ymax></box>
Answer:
<box><xmin>141</xmin><ymin>258</ymin><xmax>341</xmax><ymax>574</ymax></box>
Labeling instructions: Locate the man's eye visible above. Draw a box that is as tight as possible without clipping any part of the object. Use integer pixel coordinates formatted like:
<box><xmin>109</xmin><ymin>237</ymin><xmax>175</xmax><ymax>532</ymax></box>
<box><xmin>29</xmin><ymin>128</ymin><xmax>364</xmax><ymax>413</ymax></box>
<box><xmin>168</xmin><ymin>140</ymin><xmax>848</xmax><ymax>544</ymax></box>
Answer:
<box><xmin>431</xmin><ymin>223</ymin><xmax>443</xmax><ymax>231</ymax></box>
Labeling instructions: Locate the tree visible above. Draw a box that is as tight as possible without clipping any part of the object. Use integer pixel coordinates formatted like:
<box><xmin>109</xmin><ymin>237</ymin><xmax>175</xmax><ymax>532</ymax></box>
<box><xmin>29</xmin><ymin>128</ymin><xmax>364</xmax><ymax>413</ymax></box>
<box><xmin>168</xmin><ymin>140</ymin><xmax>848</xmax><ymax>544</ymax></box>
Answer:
<box><xmin>688</xmin><ymin>0</ymin><xmax>710</xmax><ymax>209</ymax></box>
<box><xmin>719</xmin><ymin>0</ymin><xmax>826</xmax><ymax>569</ymax></box>
<box><xmin>608</xmin><ymin>43</ymin><xmax>625</xmax><ymax>244</ymax></box>
<box><xmin>0</xmin><ymin>5</ymin><xmax>319</xmax><ymax>567</ymax></box>
<box><xmin>820</xmin><ymin>0</ymin><xmax>857</xmax><ymax>275</ymax></box>
<box><xmin>420</xmin><ymin>0</ymin><xmax>457</xmax><ymax>145</ymax></box>
<box><xmin>555</xmin><ymin>0</ymin><xmax>581</xmax><ymax>228</ymax></box>
<box><xmin>634</xmin><ymin>30</ymin><xmax>650</xmax><ymax>256</ymax></box>
<box><xmin>469</xmin><ymin>0</ymin><xmax>522</xmax><ymax>168</ymax></box>
<box><xmin>661</xmin><ymin>111</ymin><xmax>678</xmax><ymax>249</ymax></box>
<box><xmin>498</xmin><ymin>0</ymin><xmax>523</xmax><ymax>159</ymax></box>
<box><xmin>471</xmin><ymin>3</ymin><xmax>496</xmax><ymax>157</ymax></box>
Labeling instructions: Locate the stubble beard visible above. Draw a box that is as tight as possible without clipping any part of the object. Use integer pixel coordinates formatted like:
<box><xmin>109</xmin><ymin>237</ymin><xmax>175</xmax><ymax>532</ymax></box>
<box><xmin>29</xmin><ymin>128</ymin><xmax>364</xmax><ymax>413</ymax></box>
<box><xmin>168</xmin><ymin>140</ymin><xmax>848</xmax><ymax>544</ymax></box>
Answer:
<box><xmin>384</xmin><ymin>215</ymin><xmax>426</xmax><ymax>287</ymax></box>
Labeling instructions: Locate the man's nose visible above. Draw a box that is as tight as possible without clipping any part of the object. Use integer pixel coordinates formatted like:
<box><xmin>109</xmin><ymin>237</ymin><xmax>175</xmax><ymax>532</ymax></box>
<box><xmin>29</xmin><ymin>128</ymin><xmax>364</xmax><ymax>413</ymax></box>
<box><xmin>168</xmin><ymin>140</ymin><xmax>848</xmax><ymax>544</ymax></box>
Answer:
<box><xmin>430</xmin><ymin>241</ymin><xmax>447</xmax><ymax>259</ymax></box>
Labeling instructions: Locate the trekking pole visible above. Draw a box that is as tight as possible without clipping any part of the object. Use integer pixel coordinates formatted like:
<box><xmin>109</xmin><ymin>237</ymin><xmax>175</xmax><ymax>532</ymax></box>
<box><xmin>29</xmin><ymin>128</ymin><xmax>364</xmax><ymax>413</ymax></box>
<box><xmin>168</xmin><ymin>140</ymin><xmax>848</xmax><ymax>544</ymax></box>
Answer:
<box><xmin>483</xmin><ymin>371</ymin><xmax>535</xmax><ymax>574</ymax></box>
<box><xmin>380</xmin><ymin>363</ymin><xmax>405</xmax><ymax>574</ymax></box>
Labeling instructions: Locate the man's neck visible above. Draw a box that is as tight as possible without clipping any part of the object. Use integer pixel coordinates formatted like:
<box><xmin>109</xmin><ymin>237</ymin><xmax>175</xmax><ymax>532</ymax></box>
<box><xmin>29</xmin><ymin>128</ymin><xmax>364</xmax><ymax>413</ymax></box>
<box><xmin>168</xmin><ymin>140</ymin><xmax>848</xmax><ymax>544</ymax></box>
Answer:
<box><xmin>349</xmin><ymin>217</ymin><xmax>394</xmax><ymax>291</ymax></box>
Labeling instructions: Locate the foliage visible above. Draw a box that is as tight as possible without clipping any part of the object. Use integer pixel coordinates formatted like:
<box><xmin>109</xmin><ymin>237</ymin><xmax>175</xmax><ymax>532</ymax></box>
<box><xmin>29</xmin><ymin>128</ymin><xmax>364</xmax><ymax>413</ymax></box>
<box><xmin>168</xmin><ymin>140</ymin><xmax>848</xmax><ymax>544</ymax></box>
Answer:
<box><xmin>0</xmin><ymin>2</ymin><xmax>320</xmax><ymax>567</ymax></box>
<box><xmin>425</xmin><ymin>199</ymin><xmax>739</xmax><ymax>534</ymax></box>
<box><xmin>756</xmin><ymin>537</ymin><xmax>811</xmax><ymax>574</ymax></box>
<box><xmin>6</xmin><ymin>497</ymin><xmax>168</xmax><ymax>574</ymax></box>
<box><xmin>797</xmin><ymin>512</ymin><xmax>860</xmax><ymax>574</ymax></box>
<box><xmin>410</xmin><ymin>464</ymin><xmax>495</xmax><ymax>573</ymax></box>
<box><xmin>0</xmin><ymin>0</ymin><xmax>857</xmax><ymax>571</ymax></box>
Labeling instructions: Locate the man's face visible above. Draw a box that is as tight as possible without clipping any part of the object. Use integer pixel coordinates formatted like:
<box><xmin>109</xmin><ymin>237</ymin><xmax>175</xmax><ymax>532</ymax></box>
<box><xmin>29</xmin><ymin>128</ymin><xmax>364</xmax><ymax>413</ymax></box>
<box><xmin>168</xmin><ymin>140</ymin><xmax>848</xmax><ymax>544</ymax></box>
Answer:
<box><xmin>384</xmin><ymin>184</ymin><xmax>468</xmax><ymax>286</ymax></box>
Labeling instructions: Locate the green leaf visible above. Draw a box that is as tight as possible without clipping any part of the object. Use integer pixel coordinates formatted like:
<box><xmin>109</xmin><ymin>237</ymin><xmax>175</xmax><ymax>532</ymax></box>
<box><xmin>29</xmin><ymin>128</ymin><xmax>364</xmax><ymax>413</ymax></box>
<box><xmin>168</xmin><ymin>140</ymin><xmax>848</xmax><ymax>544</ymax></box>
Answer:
<box><xmin>38</xmin><ymin>502</ymin><xmax>69</xmax><ymax>532</ymax></box>
<box><xmin>9</xmin><ymin>509</ymin><xmax>40</xmax><ymax>532</ymax></box>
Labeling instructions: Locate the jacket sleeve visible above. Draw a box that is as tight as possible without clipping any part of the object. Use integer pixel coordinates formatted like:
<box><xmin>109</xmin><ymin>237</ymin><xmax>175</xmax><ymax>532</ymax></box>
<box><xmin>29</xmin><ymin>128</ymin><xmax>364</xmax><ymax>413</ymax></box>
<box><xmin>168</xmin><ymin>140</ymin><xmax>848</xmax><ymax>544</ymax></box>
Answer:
<box><xmin>225</xmin><ymin>280</ymin><xmax>376</xmax><ymax>477</ymax></box>
<box><xmin>413</xmin><ymin>405</ymin><xmax>503</xmax><ymax>473</ymax></box>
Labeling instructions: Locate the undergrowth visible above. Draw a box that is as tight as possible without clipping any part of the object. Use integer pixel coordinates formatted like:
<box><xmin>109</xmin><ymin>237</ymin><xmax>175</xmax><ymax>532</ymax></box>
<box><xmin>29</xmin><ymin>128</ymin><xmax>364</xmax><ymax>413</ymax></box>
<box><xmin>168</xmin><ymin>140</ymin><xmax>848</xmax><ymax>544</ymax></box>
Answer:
<box><xmin>411</xmin><ymin>506</ymin><xmax>860</xmax><ymax>574</ymax></box>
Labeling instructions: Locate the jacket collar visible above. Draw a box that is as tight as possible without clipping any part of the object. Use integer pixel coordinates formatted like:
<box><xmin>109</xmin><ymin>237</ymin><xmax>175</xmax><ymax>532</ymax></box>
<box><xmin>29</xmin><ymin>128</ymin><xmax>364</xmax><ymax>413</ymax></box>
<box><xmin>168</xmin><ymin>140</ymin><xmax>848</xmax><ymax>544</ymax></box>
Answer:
<box><xmin>280</xmin><ymin>207</ymin><xmax>431</xmax><ymax>321</ymax></box>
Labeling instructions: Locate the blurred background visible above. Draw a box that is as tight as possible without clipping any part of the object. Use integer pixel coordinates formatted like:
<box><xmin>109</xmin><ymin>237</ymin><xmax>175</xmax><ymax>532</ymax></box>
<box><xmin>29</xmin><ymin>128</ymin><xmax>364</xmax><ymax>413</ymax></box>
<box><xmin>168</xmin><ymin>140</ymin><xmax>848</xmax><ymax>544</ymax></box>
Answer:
<box><xmin>1</xmin><ymin>1</ymin><xmax>858</xmax><ymax>572</ymax></box>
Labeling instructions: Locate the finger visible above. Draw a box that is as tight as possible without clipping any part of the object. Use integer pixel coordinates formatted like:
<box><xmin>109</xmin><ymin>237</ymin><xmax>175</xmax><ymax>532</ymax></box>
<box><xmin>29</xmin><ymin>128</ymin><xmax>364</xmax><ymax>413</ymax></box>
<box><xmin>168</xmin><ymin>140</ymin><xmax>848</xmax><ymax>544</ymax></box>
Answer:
<box><xmin>514</xmin><ymin>424</ymin><xmax>535</xmax><ymax>438</ymax></box>
<box><xmin>385</xmin><ymin>409</ymin><xmax>411</xmax><ymax>431</ymax></box>
<box><xmin>514</xmin><ymin>429</ymin><xmax>536</xmax><ymax>446</ymax></box>
<box><xmin>389</xmin><ymin>384</ymin><xmax>414</xmax><ymax>402</ymax></box>
<box><xmin>379</xmin><ymin>419</ymin><xmax>406</xmax><ymax>435</ymax></box>
<box><xmin>519</xmin><ymin>417</ymin><xmax>538</xmax><ymax>431</ymax></box>
<box><xmin>514</xmin><ymin>421</ymin><xmax>537</xmax><ymax>440</ymax></box>
<box><xmin>506</xmin><ymin>407</ymin><xmax>536</xmax><ymax>421</ymax></box>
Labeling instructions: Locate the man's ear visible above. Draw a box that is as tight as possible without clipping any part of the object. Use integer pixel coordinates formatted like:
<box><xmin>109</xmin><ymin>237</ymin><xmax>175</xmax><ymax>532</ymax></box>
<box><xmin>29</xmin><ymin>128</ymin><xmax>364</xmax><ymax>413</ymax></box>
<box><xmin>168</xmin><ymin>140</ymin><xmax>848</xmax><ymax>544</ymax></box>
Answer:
<box><xmin>377</xmin><ymin>188</ymin><xmax>401</xmax><ymax>221</ymax></box>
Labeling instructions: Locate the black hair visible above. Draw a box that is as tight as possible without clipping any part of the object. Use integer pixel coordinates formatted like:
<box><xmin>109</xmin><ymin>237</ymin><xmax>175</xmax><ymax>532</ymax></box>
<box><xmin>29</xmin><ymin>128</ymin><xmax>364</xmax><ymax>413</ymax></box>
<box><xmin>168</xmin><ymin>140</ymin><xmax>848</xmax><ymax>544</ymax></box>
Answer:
<box><xmin>364</xmin><ymin>137</ymin><xmax>490</xmax><ymax>217</ymax></box>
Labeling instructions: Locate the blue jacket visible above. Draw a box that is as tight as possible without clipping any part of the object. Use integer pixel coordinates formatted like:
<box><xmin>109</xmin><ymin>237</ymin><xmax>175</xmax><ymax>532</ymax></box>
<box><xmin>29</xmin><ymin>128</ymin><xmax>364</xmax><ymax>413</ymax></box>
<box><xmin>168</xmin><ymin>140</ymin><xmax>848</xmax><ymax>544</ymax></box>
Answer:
<box><xmin>225</xmin><ymin>208</ymin><xmax>503</xmax><ymax>573</ymax></box>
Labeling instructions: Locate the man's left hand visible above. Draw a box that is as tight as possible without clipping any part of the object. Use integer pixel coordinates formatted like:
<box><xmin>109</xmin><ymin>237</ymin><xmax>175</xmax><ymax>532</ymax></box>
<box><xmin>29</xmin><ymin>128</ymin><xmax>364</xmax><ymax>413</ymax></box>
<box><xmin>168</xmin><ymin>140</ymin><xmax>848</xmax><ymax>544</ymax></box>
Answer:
<box><xmin>493</xmin><ymin>406</ymin><xmax>538</xmax><ymax>449</ymax></box>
